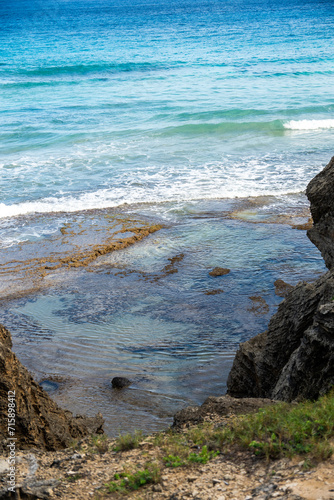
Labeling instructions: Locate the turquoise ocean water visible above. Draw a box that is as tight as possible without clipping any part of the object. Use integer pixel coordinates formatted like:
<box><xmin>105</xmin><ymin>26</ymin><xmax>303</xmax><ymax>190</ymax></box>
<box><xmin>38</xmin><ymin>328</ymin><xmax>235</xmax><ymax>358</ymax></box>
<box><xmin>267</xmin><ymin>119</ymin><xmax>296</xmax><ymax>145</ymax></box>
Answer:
<box><xmin>1</xmin><ymin>0</ymin><xmax>334</xmax><ymax>226</ymax></box>
<box><xmin>0</xmin><ymin>0</ymin><xmax>333</xmax><ymax>433</ymax></box>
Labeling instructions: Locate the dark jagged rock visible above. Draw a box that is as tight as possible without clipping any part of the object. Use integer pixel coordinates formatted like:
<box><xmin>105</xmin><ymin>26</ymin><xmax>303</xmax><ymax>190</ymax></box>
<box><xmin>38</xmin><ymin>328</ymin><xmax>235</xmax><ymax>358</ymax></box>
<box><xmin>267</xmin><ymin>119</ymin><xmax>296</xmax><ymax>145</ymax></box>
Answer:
<box><xmin>111</xmin><ymin>376</ymin><xmax>131</xmax><ymax>389</ymax></box>
<box><xmin>173</xmin><ymin>395</ymin><xmax>276</xmax><ymax>428</ymax></box>
<box><xmin>227</xmin><ymin>272</ymin><xmax>334</xmax><ymax>400</ymax></box>
<box><xmin>271</xmin><ymin>301</ymin><xmax>334</xmax><ymax>401</ymax></box>
<box><xmin>227</xmin><ymin>157</ymin><xmax>334</xmax><ymax>402</ymax></box>
<box><xmin>0</xmin><ymin>324</ymin><xmax>104</xmax><ymax>452</ymax></box>
<box><xmin>307</xmin><ymin>156</ymin><xmax>334</xmax><ymax>270</ymax></box>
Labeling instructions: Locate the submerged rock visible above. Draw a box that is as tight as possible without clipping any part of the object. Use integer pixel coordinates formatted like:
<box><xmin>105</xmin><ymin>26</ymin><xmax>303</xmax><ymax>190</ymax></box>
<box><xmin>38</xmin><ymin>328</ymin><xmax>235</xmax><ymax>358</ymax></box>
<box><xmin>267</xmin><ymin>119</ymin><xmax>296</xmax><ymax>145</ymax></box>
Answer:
<box><xmin>39</xmin><ymin>379</ymin><xmax>59</xmax><ymax>393</ymax></box>
<box><xmin>204</xmin><ymin>288</ymin><xmax>224</xmax><ymax>295</ymax></box>
<box><xmin>0</xmin><ymin>324</ymin><xmax>104</xmax><ymax>452</ymax></box>
<box><xmin>111</xmin><ymin>376</ymin><xmax>131</xmax><ymax>388</ymax></box>
<box><xmin>274</xmin><ymin>279</ymin><xmax>294</xmax><ymax>298</ymax></box>
<box><xmin>247</xmin><ymin>295</ymin><xmax>269</xmax><ymax>315</ymax></box>
<box><xmin>227</xmin><ymin>156</ymin><xmax>334</xmax><ymax>402</ymax></box>
<box><xmin>209</xmin><ymin>267</ymin><xmax>230</xmax><ymax>277</ymax></box>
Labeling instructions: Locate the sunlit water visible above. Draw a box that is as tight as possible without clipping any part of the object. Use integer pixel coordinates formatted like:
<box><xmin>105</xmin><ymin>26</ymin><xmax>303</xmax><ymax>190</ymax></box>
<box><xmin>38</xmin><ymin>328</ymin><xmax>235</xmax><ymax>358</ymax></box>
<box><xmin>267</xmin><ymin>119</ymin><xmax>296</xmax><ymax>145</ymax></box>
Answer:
<box><xmin>1</xmin><ymin>0</ymin><xmax>334</xmax><ymax>231</ymax></box>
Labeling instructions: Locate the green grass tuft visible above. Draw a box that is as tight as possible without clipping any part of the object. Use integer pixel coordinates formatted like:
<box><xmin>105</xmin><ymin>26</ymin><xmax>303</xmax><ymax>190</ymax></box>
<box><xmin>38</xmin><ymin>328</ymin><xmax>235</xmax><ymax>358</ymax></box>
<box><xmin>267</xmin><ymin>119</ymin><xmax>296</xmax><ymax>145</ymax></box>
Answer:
<box><xmin>91</xmin><ymin>434</ymin><xmax>109</xmax><ymax>454</ymax></box>
<box><xmin>184</xmin><ymin>389</ymin><xmax>334</xmax><ymax>461</ymax></box>
<box><xmin>105</xmin><ymin>462</ymin><xmax>161</xmax><ymax>493</ymax></box>
<box><xmin>114</xmin><ymin>430</ymin><xmax>144</xmax><ymax>452</ymax></box>
<box><xmin>188</xmin><ymin>445</ymin><xmax>219</xmax><ymax>464</ymax></box>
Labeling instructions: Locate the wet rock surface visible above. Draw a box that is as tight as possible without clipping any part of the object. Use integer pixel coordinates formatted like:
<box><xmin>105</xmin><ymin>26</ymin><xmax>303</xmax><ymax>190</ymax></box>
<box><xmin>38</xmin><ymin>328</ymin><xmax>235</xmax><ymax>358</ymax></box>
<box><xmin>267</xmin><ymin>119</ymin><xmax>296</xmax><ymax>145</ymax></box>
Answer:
<box><xmin>111</xmin><ymin>376</ymin><xmax>131</xmax><ymax>389</ymax></box>
<box><xmin>227</xmin><ymin>157</ymin><xmax>334</xmax><ymax>401</ymax></box>
<box><xmin>0</xmin><ymin>324</ymin><xmax>104</xmax><ymax>452</ymax></box>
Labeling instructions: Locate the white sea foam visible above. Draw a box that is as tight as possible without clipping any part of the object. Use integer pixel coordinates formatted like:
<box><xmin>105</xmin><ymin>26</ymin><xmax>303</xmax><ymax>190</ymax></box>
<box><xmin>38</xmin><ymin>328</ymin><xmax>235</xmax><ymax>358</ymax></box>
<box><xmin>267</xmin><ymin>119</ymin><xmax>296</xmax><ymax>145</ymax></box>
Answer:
<box><xmin>0</xmin><ymin>154</ymin><xmax>320</xmax><ymax>222</ymax></box>
<box><xmin>0</xmin><ymin>185</ymin><xmax>302</xmax><ymax>220</ymax></box>
<box><xmin>284</xmin><ymin>119</ymin><xmax>334</xmax><ymax>130</ymax></box>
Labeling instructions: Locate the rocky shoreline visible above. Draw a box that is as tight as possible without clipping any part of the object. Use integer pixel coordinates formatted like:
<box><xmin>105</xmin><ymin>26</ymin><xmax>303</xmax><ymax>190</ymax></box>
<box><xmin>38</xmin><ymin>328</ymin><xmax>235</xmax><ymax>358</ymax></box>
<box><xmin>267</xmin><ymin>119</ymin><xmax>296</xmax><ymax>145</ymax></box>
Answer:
<box><xmin>1</xmin><ymin>158</ymin><xmax>334</xmax><ymax>498</ymax></box>
<box><xmin>227</xmin><ymin>157</ymin><xmax>334</xmax><ymax>402</ymax></box>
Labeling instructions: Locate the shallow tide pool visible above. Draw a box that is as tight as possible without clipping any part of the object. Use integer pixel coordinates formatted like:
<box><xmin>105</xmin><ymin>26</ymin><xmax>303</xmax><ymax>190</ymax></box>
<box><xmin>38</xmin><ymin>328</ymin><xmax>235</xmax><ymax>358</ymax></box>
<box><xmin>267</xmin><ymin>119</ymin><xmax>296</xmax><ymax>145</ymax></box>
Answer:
<box><xmin>0</xmin><ymin>196</ymin><xmax>326</xmax><ymax>435</ymax></box>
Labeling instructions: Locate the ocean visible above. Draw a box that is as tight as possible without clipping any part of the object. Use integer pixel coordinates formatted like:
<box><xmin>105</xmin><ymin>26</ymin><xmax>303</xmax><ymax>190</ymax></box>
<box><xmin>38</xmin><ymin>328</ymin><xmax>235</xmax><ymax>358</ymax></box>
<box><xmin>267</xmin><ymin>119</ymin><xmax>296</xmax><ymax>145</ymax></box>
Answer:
<box><xmin>0</xmin><ymin>0</ymin><xmax>332</xmax><ymax>434</ymax></box>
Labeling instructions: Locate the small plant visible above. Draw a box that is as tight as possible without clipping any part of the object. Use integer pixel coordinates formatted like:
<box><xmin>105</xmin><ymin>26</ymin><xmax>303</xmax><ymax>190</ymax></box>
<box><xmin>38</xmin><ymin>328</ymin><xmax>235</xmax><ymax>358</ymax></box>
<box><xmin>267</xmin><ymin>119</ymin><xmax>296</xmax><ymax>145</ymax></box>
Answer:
<box><xmin>68</xmin><ymin>438</ymin><xmax>79</xmax><ymax>449</ymax></box>
<box><xmin>91</xmin><ymin>434</ymin><xmax>109</xmax><ymax>454</ymax></box>
<box><xmin>66</xmin><ymin>474</ymin><xmax>82</xmax><ymax>483</ymax></box>
<box><xmin>188</xmin><ymin>445</ymin><xmax>219</xmax><ymax>464</ymax></box>
<box><xmin>163</xmin><ymin>454</ymin><xmax>185</xmax><ymax>467</ymax></box>
<box><xmin>249</xmin><ymin>440</ymin><xmax>266</xmax><ymax>456</ymax></box>
<box><xmin>106</xmin><ymin>463</ymin><xmax>161</xmax><ymax>493</ymax></box>
<box><xmin>114</xmin><ymin>430</ymin><xmax>144</xmax><ymax>451</ymax></box>
<box><xmin>162</xmin><ymin>445</ymin><xmax>218</xmax><ymax>467</ymax></box>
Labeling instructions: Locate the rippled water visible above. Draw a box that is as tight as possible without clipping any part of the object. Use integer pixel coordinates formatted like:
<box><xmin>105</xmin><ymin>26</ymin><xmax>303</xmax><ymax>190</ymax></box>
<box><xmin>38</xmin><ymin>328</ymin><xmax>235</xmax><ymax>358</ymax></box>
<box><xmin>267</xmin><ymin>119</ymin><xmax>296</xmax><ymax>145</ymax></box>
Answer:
<box><xmin>0</xmin><ymin>199</ymin><xmax>326</xmax><ymax>434</ymax></box>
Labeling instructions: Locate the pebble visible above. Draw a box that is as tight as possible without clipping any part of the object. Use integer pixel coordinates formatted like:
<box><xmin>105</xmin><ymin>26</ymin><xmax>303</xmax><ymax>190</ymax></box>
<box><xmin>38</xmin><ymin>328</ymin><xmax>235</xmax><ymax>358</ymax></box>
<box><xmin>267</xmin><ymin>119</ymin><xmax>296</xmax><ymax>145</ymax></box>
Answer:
<box><xmin>0</xmin><ymin>460</ymin><xmax>9</xmax><ymax>474</ymax></box>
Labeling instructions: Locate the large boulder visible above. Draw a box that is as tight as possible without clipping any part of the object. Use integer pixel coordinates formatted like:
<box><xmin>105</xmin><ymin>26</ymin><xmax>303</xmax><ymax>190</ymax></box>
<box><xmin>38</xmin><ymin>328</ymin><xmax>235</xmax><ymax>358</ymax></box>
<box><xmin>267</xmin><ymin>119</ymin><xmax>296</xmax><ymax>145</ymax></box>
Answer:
<box><xmin>227</xmin><ymin>156</ymin><xmax>334</xmax><ymax>401</ymax></box>
<box><xmin>0</xmin><ymin>324</ymin><xmax>104</xmax><ymax>451</ymax></box>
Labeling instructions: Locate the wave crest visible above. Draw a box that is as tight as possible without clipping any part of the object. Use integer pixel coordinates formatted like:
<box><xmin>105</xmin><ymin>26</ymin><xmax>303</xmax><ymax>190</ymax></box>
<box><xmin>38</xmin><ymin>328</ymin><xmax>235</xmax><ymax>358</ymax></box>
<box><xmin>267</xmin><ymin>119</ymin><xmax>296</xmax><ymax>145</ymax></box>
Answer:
<box><xmin>284</xmin><ymin>119</ymin><xmax>334</xmax><ymax>131</ymax></box>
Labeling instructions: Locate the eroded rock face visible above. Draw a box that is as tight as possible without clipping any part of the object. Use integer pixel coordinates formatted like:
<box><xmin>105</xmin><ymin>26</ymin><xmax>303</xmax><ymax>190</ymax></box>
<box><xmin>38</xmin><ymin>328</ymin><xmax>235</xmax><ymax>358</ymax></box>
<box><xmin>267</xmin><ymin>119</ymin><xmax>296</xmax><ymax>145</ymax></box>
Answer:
<box><xmin>0</xmin><ymin>325</ymin><xmax>104</xmax><ymax>452</ymax></box>
<box><xmin>227</xmin><ymin>273</ymin><xmax>334</xmax><ymax>401</ymax></box>
<box><xmin>227</xmin><ymin>156</ymin><xmax>334</xmax><ymax>402</ymax></box>
<box><xmin>307</xmin><ymin>156</ymin><xmax>334</xmax><ymax>270</ymax></box>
